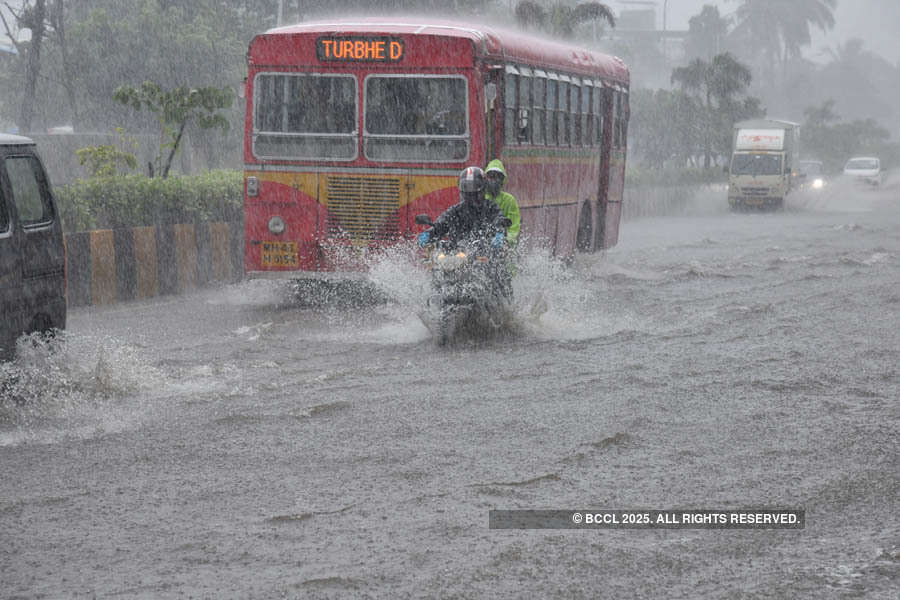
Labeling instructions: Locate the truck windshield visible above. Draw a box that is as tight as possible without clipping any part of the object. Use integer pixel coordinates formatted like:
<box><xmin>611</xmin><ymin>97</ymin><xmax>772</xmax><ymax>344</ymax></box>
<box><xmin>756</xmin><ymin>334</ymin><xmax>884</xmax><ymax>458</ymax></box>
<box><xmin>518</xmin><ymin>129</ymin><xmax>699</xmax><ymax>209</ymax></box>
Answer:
<box><xmin>731</xmin><ymin>154</ymin><xmax>782</xmax><ymax>176</ymax></box>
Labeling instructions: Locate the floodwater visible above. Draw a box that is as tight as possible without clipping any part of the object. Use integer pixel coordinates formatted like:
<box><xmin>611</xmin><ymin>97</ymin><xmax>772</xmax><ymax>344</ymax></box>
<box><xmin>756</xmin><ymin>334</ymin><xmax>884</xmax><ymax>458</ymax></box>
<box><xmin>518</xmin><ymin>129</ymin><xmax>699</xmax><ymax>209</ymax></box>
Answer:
<box><xmin>2</xmin><ymin>179</ymin><xmax>899</xmax><ymax>598</ymax></box>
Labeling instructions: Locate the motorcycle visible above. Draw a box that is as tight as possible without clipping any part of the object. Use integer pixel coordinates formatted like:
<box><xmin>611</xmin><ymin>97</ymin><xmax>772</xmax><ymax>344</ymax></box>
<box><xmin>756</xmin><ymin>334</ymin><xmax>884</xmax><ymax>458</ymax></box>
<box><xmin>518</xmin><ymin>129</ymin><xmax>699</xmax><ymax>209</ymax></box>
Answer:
<box><xmin>415</xmin><ymin>214</ymin><xmax>513</xmax><ymax>346</ymax></box>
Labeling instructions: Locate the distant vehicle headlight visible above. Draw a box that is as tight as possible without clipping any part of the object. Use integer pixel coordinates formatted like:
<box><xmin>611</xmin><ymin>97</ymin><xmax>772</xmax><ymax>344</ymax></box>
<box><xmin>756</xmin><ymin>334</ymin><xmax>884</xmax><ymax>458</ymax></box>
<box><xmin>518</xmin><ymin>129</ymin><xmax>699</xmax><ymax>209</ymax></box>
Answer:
<box><xmin>268</xmin><ymin>216</ymin><xmax>286</xmax><ymax>234</ymax></box>
<box><xmin>812</xmin><ymin>178</ymin><xmax>824</xmax><ymax>189</ymax></box>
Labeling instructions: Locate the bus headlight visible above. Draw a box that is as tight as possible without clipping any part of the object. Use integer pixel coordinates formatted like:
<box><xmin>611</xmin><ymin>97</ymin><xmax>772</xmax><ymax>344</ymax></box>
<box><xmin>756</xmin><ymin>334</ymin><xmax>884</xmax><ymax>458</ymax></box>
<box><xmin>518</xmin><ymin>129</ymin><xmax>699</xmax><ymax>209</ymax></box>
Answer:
<box><xmin>812</xmin><ymin>178</ymin><xmax>824</xmax><ymax>189</ymax></box>
<box><xmin>268</xmin><ymin>216</ymin><xmax>286</xmax><ymax>235</ymax></box>
<box><xmin>246</xmin><ymin>176</ymin><xmax>259</xmax><ymax>197</ymax></box>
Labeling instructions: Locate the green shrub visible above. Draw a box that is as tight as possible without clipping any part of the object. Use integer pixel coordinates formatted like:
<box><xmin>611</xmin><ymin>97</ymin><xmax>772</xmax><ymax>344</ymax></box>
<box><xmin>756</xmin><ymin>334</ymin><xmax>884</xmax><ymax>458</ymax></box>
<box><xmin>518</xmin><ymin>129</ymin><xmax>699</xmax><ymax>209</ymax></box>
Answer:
<box><xmin>54</xmin><ymin>170</ymin><xmax>243</xmax><ymax>232</ymax></box>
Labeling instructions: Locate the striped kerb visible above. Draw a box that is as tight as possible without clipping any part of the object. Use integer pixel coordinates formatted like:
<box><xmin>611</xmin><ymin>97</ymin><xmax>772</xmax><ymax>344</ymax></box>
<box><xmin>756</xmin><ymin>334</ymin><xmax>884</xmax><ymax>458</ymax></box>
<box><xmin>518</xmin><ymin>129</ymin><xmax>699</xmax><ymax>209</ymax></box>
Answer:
<box><xmin>89</xmin><ymin>230</ymin><xmax>116</xmax><ymax>305</ymax></box>
<box><xmin>133</xmin><ymin>226</ymin><xmax>158</xmax><ymax>299</ymax></box>
<box><xmin>174</xmin><ymin>224</ymin><xmax>198</xmax><ymax>291</ymax></box>
<box><xmin>210</xmin><ymin>222</ymin><xmax>232</xmax><ymax>281</ymax></box>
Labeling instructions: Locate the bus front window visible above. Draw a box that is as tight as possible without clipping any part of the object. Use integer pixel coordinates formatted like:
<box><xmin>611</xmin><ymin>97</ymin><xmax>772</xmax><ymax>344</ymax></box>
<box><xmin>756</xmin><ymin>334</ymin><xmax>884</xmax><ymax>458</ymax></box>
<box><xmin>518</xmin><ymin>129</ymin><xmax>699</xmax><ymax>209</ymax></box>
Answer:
<box><xmin>253</xmin><ymin>73</ymin><xmax>357</xmax><ymax>160</ymax></box>
<box><xmin>364</xmin><ymin>75</ymin><xmax>469</xmax><ymax>162</ymax></box>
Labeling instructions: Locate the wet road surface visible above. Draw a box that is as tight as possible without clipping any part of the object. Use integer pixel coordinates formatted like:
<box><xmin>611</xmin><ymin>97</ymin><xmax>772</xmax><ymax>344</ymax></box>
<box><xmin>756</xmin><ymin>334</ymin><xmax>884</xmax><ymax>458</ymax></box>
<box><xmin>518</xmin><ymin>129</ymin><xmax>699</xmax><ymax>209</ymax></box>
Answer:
<box><xmin>2</xmin><ymin>181</ymin><xmax>899</xmax><ymax>598</ymax></box>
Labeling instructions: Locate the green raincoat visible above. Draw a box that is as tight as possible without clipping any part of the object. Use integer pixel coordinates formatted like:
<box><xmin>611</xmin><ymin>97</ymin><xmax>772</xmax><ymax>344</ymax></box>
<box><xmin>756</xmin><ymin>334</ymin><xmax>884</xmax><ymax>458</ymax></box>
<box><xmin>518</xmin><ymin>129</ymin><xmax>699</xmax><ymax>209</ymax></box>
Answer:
<box><xmin>484</xmin><ymin>159</ymin><xmax>521</xmax><ymax>247</ymax></box>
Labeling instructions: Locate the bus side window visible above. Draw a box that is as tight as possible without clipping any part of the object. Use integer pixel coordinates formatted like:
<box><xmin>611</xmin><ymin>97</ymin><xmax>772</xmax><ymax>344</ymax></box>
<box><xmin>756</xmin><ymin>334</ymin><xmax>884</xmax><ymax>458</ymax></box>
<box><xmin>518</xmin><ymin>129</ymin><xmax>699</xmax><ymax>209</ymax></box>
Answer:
<box><xmin>504</xmin><ymin>72</ymin><xmax>518</xmax><ymax>145</ymax></box>
<box><xmin>517</xmin><ymin>73</ymin><xmax>531</xmax><ymax>143</ymax></box>
<box><xmin>546</xmin><ymin>77</ymin><xmax>558</xmax><ymax>146</ymax></box>
<box><xmin>584</xmin><ymin>84</ymin><xmax>592</xmax><ymax>146</ymax></box>
<box><xmin>532</xmin><ymin>74</ymin><xmax>546</xmax><ymax>145</ymax></box>
<box><xmin>558</xmin><ymin>81</ymin><xmax>569</xmax><ymax>146</ymax></box>
<box><xmin>611</xmin><ymin>91</ymin><xmax>619</xmax><ymax>148</ymax></box>
<box><xmin>613</xmin><ymin>91</ymin><xmax>627</xmax><ymax>149</ymax></box>
<box><xmin>572</xmin><ymin>82</ymin><xmax>582</xmax><ymax>146</ymax></box>
<box><xmin>592</xmin><ymin>83</ymin><xmax>603</xmax><ymax>146</ymax></box>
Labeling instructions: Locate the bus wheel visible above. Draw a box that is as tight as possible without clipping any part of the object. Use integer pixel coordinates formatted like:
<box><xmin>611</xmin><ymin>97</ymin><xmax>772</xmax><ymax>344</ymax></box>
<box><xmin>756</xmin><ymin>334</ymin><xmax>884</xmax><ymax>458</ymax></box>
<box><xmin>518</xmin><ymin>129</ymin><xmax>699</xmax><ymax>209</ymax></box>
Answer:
<box><xmin>576</xmin><ymin>202</ymin><xmax>592</xmax><ymax>252</ymax></box>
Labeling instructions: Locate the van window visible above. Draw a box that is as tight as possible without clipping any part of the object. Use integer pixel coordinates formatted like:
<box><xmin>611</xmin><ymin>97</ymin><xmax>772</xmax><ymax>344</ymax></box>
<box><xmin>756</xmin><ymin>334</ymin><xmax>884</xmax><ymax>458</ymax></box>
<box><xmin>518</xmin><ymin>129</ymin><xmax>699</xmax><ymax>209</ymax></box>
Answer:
<box><xmin>6</xmin><ymin>156</ymin><xmax>52</xmax><ymax>225</ymax></box>
<box><xmin>0</xmin><ymin>189</ymin><xmax>8</xmax><ymax>233</ymax></box>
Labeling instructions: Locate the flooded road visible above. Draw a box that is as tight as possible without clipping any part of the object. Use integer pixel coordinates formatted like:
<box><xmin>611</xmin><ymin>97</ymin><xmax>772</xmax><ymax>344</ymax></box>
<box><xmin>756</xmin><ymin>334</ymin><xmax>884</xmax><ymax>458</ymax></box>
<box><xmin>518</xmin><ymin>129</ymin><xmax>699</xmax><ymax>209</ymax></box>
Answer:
<box><xmin>2</xmin><ymin>183</ymin><xmax>899</xmax><ymax>598</ymax></box>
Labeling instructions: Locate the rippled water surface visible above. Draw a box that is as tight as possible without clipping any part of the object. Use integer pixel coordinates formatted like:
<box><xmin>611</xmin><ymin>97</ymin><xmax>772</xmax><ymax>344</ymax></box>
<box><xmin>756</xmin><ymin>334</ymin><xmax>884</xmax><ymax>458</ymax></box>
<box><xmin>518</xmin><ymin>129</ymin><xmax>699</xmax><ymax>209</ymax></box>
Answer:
<box><xmin>2</xmin><ymin>184</ymin><xmax>899</xmax><ymax>598</ymax></box>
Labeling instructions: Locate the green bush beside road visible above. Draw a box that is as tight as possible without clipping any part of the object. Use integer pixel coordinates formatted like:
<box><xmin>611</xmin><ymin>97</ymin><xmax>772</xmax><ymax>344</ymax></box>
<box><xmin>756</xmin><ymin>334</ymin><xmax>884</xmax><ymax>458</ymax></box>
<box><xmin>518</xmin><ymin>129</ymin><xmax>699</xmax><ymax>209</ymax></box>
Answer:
<box><xmin>55</xmin><ymin>170</ymin><xmax>243</xmax><ymax>233</ymax></box>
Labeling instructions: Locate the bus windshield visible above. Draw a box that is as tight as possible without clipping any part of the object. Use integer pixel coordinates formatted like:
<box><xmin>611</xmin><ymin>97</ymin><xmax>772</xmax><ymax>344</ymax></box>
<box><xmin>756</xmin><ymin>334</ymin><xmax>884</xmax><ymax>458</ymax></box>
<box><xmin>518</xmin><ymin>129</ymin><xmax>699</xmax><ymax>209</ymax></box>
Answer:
<box><xmin>731</xmin><ymin>153</ymin><xmax>783</xmax><ymax>176</ymax></box>
<box><xmin>364</xmin><ymin>75</ymin><xmax>469</xmax><ymax>162</ymax></box>
<box><xmin>253</xmin><ymin>73</ymin><xmax>357</xmax><ymax>160</ymax></box>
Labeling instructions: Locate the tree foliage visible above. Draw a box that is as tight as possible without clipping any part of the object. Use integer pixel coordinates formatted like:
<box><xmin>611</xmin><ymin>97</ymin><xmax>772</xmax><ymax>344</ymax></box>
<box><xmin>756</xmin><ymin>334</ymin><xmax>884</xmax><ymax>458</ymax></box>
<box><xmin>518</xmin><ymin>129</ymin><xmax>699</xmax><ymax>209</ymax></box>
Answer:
<box><xmin>0</xmin><ymin>0</ymin><xmax>251</xmax><ymax>168</ymax></box>
<box><xmin>75</xmin><ymin>127</ymin><xmax>138</xmax><ymax>177</ymax></box>
<box><xmin>670</xmin><ymin>53</ymin><xmax>760</xmax><ymax>167</ymax></box>
<box><xmin>802</xmin><ymin>100</ymin><xmax>895</xmax><ymax>172</ymax></box>
<box><xmin>685</xmin><ymin>5</ymin><xmax>729</xmax><ymax>62</ymax></box>
<box><xmin>114</xmin><ymin>82</ymin><xmax>234</xmax><ymax>179</ymax></box>
<box><xmin>731</xmin><ymin>0</ymin><xmax>836</xmax><ymax>71</ymax></box>
<box><xmin>514</xmin><ymin>1</ymin><xmax>615</xmax><ymax>38</ymax></box>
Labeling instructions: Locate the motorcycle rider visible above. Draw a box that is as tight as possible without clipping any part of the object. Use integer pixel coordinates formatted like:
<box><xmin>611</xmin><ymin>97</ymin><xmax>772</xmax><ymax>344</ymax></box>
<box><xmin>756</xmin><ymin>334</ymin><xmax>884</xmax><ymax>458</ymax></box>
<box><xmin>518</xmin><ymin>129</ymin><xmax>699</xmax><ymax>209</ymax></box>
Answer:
<box><xmin>417</xmin><ymin>166</ymin><xmax>507</xmax><ymax>251</ymax></box>
<box><xmin>417</xmin><ymin>166</ymin><xmax>511</xmax><ymax>297</ymax></box>
<box><xmin>484</xmin><ymin>159</ymin><xmax>520</xmax><ymax>248</ymax></box>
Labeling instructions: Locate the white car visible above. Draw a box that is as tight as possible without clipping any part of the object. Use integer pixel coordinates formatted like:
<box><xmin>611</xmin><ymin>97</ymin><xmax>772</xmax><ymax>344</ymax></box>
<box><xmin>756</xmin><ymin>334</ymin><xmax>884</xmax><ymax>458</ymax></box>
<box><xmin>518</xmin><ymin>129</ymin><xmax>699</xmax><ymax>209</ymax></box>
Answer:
<box><xmin>843</xmin><ymin>157</ymin><xmax>883</xmax><ymax>187</ymax></box>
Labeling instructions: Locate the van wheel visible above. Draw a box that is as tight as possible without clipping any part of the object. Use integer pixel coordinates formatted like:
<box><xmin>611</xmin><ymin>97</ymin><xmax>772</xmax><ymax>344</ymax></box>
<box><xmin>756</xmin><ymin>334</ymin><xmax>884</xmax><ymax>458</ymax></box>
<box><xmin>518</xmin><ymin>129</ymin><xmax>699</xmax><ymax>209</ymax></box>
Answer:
<box><xmin>576</xmin><ymin>202</ymin><xmax>592</xmax><ymax>252</ymax></box>
<box><xmin>27</xmin><ymin>313</ymin><xmax>53</xmax><ymax>335</ymax></box>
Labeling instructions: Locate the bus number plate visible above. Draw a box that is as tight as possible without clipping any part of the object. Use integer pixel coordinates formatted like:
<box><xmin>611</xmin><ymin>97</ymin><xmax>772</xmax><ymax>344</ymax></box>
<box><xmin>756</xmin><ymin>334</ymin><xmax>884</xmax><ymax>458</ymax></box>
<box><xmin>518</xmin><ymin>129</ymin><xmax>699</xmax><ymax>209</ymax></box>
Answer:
<box><xmin>261</xmin><ymin>241</ymin><xmax>298</xmax><ymax>267</ymax></box>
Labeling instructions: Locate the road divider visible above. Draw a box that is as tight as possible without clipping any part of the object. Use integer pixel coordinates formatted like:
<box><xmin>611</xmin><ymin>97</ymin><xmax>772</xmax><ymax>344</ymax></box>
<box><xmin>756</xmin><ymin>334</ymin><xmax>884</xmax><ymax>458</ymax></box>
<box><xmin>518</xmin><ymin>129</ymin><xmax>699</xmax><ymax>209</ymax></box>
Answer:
<box><xmin>65</xmin><ymin>221</ymin><xmax>243</xmax><ymax>306</ymax></box>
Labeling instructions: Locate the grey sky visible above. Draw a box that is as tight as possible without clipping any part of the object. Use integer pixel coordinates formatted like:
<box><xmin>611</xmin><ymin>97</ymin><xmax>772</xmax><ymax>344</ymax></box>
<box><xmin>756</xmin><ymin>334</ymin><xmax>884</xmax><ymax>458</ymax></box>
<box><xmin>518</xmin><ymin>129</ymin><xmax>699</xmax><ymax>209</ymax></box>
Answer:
<box><xmin>608</xmin><ymin>0</ymin><xmax>900</xmax><ymax>63</ymax></box>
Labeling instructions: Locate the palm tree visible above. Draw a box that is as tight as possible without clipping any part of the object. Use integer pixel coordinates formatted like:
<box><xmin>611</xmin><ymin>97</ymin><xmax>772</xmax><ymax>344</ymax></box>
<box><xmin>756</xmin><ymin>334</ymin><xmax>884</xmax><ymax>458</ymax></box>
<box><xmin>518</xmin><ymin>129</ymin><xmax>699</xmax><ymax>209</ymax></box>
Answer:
<box><xmin>551</xmin><ymin>2</ymin><xmax>615</xmax><ymax>38</ymax></box>
<box><xmin>685</xmin><ymin>5</ymin><xmax>730</xmax><ymax>61</ymax></box>
<box><xmin>515</xmin><ymin>1</ymin><xmax>615</xmax><ymax>39</ymax></box>
<box><xmin>818</xmin><ymin>38</ymin><xmax>895</xmax><ymax>125</ymax></box>
<box><xmin>514</xmin><ymin>0</ymin><xmax>546</xmax><ymax>31</ymax></box>
<box><xmin>731</xmin><ymin>0</ymin><xmax>836</xmax><ymax>72</ymax></box>
<box><xmin>672</xmin><ymin>53</ymin><xmax>755</xmax><ymax>167</ymax></box>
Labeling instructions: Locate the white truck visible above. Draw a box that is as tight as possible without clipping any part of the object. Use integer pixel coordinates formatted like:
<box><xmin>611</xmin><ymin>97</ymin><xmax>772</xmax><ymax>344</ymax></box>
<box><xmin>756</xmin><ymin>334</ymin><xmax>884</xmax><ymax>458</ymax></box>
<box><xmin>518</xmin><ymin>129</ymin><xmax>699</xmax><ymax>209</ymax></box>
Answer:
<box><xmin>728</xmin><ymin>119</ymin><xmax>800</xmax><ymax>210</ymax></box>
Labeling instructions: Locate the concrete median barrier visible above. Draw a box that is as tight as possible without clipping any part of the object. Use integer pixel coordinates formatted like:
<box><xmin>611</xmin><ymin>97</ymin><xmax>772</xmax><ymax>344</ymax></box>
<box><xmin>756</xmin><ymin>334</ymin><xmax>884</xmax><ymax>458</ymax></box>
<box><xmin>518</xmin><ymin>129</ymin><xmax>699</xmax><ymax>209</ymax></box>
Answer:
<box><xmin>65</xmin><ymin>221</ymin><xmax>243</xmax><ymax>307</ymax></box>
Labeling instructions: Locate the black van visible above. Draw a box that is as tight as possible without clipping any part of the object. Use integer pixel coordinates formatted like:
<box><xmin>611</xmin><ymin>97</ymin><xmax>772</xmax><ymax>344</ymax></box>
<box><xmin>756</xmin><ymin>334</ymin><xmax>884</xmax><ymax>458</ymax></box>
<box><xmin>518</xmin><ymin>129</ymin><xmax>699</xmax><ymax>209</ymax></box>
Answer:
<box><xmin>0</xmin><ymin>134</ymin><xmax>66</xmax><ymax>360</ymax></box>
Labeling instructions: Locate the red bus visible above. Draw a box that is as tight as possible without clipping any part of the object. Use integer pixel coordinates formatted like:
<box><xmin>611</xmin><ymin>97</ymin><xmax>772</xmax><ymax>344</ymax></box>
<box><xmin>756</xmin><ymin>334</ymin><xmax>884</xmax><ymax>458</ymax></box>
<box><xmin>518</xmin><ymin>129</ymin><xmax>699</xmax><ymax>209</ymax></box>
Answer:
<box><xmin>243</xmin><ymin>18</ymin><xmax>629</xmax><ymax>278</ymax></box>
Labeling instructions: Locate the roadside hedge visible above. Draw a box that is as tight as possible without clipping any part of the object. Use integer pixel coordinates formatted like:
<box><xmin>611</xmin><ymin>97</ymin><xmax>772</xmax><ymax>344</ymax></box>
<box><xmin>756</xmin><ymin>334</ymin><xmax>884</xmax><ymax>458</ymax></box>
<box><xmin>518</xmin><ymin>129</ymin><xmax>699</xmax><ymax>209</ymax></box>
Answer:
<box><xmin>52</xmin><ymin>167</ymin><xmax>727</xmax><ymax>233</ymax></box>
<box><xmin>54</xmin><ymin>170</ymin><xmax>243</xmax><ymax>233</ymax></box>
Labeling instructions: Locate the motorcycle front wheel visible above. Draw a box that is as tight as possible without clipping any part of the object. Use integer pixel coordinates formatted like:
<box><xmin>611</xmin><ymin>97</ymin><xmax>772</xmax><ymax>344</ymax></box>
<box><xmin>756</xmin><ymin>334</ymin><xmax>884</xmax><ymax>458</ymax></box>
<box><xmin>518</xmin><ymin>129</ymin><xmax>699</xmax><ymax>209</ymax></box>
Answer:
<box><xmin>437</xmin><ymin>303</ymin><xmax>453</xmax><ymax>346</ymax></box>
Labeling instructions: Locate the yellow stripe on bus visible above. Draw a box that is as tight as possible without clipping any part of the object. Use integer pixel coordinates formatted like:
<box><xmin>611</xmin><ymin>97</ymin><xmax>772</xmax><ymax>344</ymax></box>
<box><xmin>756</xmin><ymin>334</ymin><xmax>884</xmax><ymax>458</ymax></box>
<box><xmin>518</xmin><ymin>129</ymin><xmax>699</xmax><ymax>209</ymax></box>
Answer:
<box><xmin>246</xmin><ymin>171</ymin><xmax>457</xmax><ymax>208</ymax></box>
<box><xmin>501</xmin><ymin>155</ymin><xmax>598</xmax><ymax>166</ymax></box>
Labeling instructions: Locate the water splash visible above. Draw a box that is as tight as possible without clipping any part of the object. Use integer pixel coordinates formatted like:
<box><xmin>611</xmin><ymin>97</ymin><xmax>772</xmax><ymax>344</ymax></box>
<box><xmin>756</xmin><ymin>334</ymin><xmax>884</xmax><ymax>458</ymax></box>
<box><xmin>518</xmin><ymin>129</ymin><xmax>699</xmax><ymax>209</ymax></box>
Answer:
<box><xmin>0</xmin><ymin>332</ymin><xmax>167</xmax><ymax>446</ymax></box>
